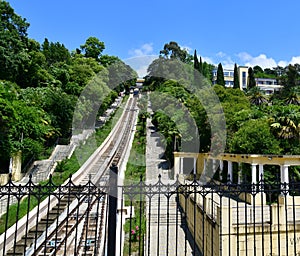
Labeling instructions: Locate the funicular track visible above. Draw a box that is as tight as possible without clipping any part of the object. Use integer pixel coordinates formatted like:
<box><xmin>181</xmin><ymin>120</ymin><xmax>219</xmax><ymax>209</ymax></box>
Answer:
<box><xmin>2</xmin><ymin>96</ymin><xmax>139</xmax><ymax>256</ymax></box>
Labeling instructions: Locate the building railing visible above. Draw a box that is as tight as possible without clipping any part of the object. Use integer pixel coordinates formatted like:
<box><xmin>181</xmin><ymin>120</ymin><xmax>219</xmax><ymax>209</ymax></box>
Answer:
<box><xmin>1</xmin><ymin>174</ymin><xmax>300</xmax><ymax>255</ymax></box>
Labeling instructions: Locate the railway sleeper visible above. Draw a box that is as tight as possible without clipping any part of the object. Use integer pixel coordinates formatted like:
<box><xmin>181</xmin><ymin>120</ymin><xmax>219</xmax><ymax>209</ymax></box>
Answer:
<box><xmin>59</xmin><ymin>196</ymin><xmax>76</xmax><ymax>204</ymax></box>
<box><xmin>6</xmin><ymin>246</ymin><xmax>24</xmax><ymax>255</ymax></box>
<box><xmin>51</xmin><ymin>207</ymin><xmax>66</xmax><ymax>214</ymax></box>
<box><xmin>6</xmin><ymin>236</ymin><xmax>34</xmax><ymax>255</ymax></box>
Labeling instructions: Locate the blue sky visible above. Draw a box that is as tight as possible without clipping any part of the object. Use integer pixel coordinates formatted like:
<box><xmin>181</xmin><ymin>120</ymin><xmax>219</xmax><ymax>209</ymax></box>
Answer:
<box><xmin>7</xmin><ymin>0</ymin><xmax>300</xmax><ymax>76</ymax></box>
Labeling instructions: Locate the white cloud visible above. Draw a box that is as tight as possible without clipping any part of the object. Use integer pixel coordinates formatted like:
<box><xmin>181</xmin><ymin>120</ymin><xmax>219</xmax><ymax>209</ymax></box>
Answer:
<box><xmin>237</xmin><ymin>52</ymin><xmax>300</xmax><ymax>69</ymax></box>
<box><xmin>126</xmin><ymin>45</ymin><xmax>300</xmax><ymax>77</ymax></box>
<box><xmin>129</xmin><ymin>43</ymin><xmax>154</xmax><ymax>57</ymax></box>
<box><xmin>126</xmin><ymin>43</ymin><xmax>158</xmax><ymax>77</ymax></box>
<box><xmin>277</xmin><ymin>56</ymin><xmax>300</xmax><ymax>67</ymax></box>
<box><xmin>242</xmin><ymin>54</ymin><xmax>277</xmax><ymax>69</ymax></box>
<box><xmin>290</xmin><ymin>56</ymin><xmax>300</xmax><ymax>65</ymax></box>
<box><xmin>211</xmin><ymin>52</ymin><xmax>235</xmax><ymax>69</ymax></box>
<box><xmin>201</xmin><ymin>56</ymin><xmax>214</xmax><ymax>64</ymax></box>
<box><xmin>124</xmin><ymin>55</ymin><xmax>158</xmax><ymax>78</ymax></box>
<box><xmin>216</xmin><ymin>51</ymin><xmax>227</xmax><ymax>58</ymax></box>
<box><xmin>199</xmin><ymin>51</ymin><xmax>300</xmax><ymax>70</ymax></box>
<box><xmin>278</xmin><ymin>60</ymin><xmax>288</xmax><ymax>67</ymax></box>
<box><xmin>196</xmin><ymin>51</ymin><xmax>234</xmax><ymax>69</ymax></box>
<box><xmin>237</xmin><ymin>52</ymin><xmax>252</xmax><ymax>62</ymax></box>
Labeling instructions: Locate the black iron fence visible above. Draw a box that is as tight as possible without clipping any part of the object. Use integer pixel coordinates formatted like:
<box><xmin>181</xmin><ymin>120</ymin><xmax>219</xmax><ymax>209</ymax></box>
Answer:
<box><xmin>1</xmin><ymin>173</ymin><xmax>300</xmax><ymax>255</ymax></box>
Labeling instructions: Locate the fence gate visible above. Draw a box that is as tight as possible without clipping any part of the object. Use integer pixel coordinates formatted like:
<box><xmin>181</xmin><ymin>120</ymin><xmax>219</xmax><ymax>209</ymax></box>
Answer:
<box><xmin>1</xmin><ymin>174</ymin><xmax>300</xmax><ymax>255</ymax></box>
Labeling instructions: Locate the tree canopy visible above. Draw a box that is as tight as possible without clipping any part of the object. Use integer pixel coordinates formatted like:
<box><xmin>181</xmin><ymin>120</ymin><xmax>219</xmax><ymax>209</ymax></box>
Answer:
<box><xmin>0</xmin><ymin>1</ymin><xmax>30</xmax><ymax>82</ymax></box>
<box><xmin>80</xmin><ymin>36</ymin><xmax>105</xmax><ymax>61</ymax></box>
<box><xmin>159</xmin><ymin>41</ymin><xmax>192</xmax><ymax>63</ymax></box>
<box><xmin>0</xmin><ymin>1</ymin><xmax>137</xmax><ymax>172</ymax></box>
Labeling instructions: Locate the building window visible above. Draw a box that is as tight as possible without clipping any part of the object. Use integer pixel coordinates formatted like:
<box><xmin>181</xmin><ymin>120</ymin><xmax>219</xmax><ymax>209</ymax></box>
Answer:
<box><xmin>225</xmin><ymin>81</ymin><xmax>234</xmax><ymax>87</ymax></box>
<box><xmin>242</xmin><ymin>72</ymin><xmax>247</xmax><ymax>87</ymax></box>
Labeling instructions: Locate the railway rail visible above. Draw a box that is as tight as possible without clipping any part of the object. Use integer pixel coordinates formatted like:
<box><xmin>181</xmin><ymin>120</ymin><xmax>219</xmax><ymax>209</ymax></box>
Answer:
<box><xmin>1</xmin><ymin>96</ymin><xmax>139</xmax><ymax>256</ymax></box>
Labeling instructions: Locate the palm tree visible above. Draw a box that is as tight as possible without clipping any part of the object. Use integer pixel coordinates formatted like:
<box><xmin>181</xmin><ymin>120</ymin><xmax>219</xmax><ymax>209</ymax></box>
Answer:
<box><xmin>271</xmin><ymin>116</ymin><xmax>300</xmax><ymax>139</ymax></box>
<box><xmin>285</xmin><ymin>87</ymin><xmax>300</xmax><ymax>105</ymax></box>
<box><xmin>247</xmin><ymin>87</ymin><xmax>268</xmax><ymax>106</ymax></box>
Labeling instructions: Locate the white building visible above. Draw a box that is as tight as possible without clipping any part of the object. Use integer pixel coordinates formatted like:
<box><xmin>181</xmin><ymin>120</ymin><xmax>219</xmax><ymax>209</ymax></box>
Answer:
<box><xmin>212</xmin><ymin>66</ymin><xmax>282</xmax><ymax>93</ymax></box>
<box><xmin>212</xmin><ymin>66</ymin><xmax>248</xmax><ymax>90</ymax></box>
<box><xmin>255</xmin><ymin>77</ymin><xmax>282</xmax><ymax>95</ymax></box>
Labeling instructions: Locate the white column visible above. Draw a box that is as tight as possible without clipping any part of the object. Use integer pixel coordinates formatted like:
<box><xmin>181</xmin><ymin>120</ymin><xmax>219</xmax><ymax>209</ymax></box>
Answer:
<box><xmin>237</xmin><ymin>163</ymin><xmax>242</xmax><ymax>184</ymax></box>
<box><xmin>251</xmin><ymin>164</ymin><xmax>257</xmax><ymax>184</ymax></box>
<box><xmin>280</xmin><ymin>165</ymin><xmax>289</xmax><ymax>193</ymax></box>
<box><xmin>212</xmin><ymin>159</ymin><xmax>216</xmax><ymax>172</ymax></box>
<box><xmin>228</xmin><ymin>161</ymin><xmax>233</xmax><ymax>182</ymax></box>
<box><xmin>220</xmin><ymin>160</ymin><xmax>224</xmax><ymax>171</ymax></box>
<box><xmin>174</xmin><ymin>156</ymin><xmax>180</xmax><ymax>177</ymax></box>
<box><xmin>258</xmin><ymin>164</ymin><xmax>264</xmax><ymax>182</ymax></box>
<box><xmin>219</xmin><ymin>160</ymin><xmax>223</xmax><ymax>180</ymax></box>
<box><xmin>180</xmin><ymin>157</ymin><xmax>183</xmax><ymax>174</ymax></box>
<box><xmin>280</xmin><ymin>165</ymin><xmax>289</xmax><ymax>184</ymax></box>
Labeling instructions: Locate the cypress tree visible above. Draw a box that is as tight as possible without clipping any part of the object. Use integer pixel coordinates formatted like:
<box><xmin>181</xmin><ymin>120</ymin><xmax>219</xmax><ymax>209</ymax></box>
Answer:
<box><xmin>248</xmin><ymin>67</ymin><xmax>256</xmax><ymax>89</ymax></box>
<box><xmin>193</xmin><ymin>50</ymin><xmax>200</xmax><ymax>71</ymax></box>
<box><xmin>216</xmin><ymin>63</ymin><xmax>225</xmax><ymax>86</ymax></box>
<box><xmin>199</xmin><ymin>57</ymin><xmax>203</xmax><ymax>74</ymax></box>
<box><xmin>233</xmin><ymin>63</ymin><xmax>240</xmax><ymax>89</ymax></box>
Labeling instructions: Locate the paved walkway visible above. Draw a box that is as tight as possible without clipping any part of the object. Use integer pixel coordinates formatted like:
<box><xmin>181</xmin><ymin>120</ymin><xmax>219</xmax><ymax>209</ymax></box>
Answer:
<box><xmin>145</xmin><ymin>114</ymin><xmax>199</xmax><ymax>255</ymax></box>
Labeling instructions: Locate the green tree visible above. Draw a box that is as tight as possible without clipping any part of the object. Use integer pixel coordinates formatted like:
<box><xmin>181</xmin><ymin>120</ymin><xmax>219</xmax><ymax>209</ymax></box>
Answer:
<box><xmin>0</xmin><ymin>81</ymin><xmax>56</xmax><ymax>170</ymax></box>
<box><xmin>229</xmin><ymin>119</ymin><xmax>281</xmax><ymax>154</ymax></box>
<box><xmin>247</xmin><ymin>67</ymin><xmax>256</xmax><ymax>89</ymax></box>
<box><xmin>233</xmin><ymin>63</ymin><xmax>240</xmax><ymax>89</ymax></box>
<box><xmin>50</xmin><ymin>64</ymin><xmax>70</xmax><ymax>88</ymax></box>
<box><xmin>0</xmin><ymin>1</ymin><xmax>30</xmax><ymax>82</ymax></box>
<box><xmin>199</xmin><ymin>56</ymin><xmax>203</xmax><ymax>74</ymax></box>
<box><xmin>18</xmin><ymin>40</ymin><xmax>53</xmax><ymax>88</ymax></box>
<box><xmin>264</xmin><ymin>68</ymin><xmax>277</xmax><ymax>77</ymax></box>
<box><xmin>67</xmin><ymin>54</ymin><xmax>105</xmax><ymax>95</ymax></box>
<box><xmin>253</xmin><ymin>65</ymin><xmax>264</xmax><ymax>74</ymax></box>
<box><xmin>99</xmin><ymin>54</ymin><xmax>119</xmax><ymax>67</ymax></box>
<box><xmin>0</xmin><ymin>81</ymin><xmax>18</xmax><ymax>168</ymax></box>
<box><xmin>193</xmin><ymin>50</ymin><xmax>200</xmax><ymax>71</ymax></box>
<box><xmin>273</xmin><ymin>66</ymin><xmax>285</xmax><ymax>76</ymax></box>
<box><xmin>20</xmin><ymin>87</ymin><xmax>76</xmax><ymax>139</ymax></box>
<box><xmin>214</xmin><ymin>84</ymin><xmax>251</xmax><ymax>134</ymax></box>
<box><xmin>271</xmin><ymin>116</ymin><xmax>299</xmax><ymax>140</ymax></box>
<box><xmin>42</xmin><ymin>39</ymin><xmax>71</xmax><ymax>66</ymax></box>
<box><xmin>202</xmin><ymin>61</ymin><xmax>214</xmax><ymax>81</ymax></box>
<box><xmin>268</xmin><ymin>104</ymin><xmax>300</xmax><ymax>154</ymax></box>
<box><xmin>247</xmin><ymin>87</ymin><xmax>268</xmax><ymax>106</ymax></box>
<box><xmin>286</xmin><ymin>64</ymin><xmax>298</xmax><ymax>91</ymax></box>
<box><xmin>216</xmin><ymin>63</ymin><xmax>225</xmax><ymax>86</ymax></box>
<box><xmin>80</xmin><ymin>37</ymin><xmax>105</xmax><ymax>61</ymax></box>
<box><xmin>285</xmin><ymin>87</ymin><xmax>300</xmax><ymax>105</ymax></box>
<box><xmin>193</xmin><ymin>50</ymin><xmax>203</xmax><ymax>75</ymax></box>
<box><xmin>159</xmin><ymin>41</ymin><xmax>192</xmax><ymax>63</ymax></box>
<box><xmin>106</xmin><ymin>58</ymin><xmax>137</xmax><ymax>92</ymax></box>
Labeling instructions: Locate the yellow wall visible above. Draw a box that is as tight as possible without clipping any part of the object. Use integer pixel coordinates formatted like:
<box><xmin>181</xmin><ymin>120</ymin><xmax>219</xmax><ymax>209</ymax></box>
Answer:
<box><xmin>238</xmin><ymin>66</ymin><xmax>248</xmax><ymax>90</ymax></box>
